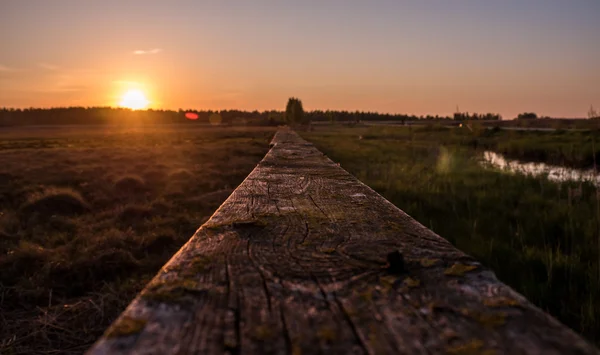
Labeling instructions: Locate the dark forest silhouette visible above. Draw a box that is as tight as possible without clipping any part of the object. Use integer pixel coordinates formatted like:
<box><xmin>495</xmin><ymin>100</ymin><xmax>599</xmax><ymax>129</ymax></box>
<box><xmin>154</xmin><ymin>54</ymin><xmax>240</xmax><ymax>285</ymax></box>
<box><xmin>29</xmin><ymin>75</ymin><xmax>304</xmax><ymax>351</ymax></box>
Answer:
<box><xmin>0</xmin><ymin>107</ymin><xmax>505</xmax><ymax>126</ymax></box>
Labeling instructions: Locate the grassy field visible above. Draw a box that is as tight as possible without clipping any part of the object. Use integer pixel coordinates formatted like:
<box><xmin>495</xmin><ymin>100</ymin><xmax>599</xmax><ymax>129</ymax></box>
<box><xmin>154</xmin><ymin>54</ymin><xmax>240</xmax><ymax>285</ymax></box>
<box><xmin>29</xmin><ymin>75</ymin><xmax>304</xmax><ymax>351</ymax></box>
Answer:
<box><xmin>0</xmin><ymin>125</ymin><xmax>274</xmax><ymax>354</ymax></box>
<box><xmin>302</xmin><ymin>125</ymin><xmax>600</xmax><ymax>344</ymax></box>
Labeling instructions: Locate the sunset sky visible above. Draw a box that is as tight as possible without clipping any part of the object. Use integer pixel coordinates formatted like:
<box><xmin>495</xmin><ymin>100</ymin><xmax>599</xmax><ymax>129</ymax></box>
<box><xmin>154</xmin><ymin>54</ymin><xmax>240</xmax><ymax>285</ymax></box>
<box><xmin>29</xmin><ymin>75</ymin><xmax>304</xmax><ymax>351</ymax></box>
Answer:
<box><xmin>1</xmin><ymin>0</ymin><xmax>599</xmax><ymax>119</ymax></box>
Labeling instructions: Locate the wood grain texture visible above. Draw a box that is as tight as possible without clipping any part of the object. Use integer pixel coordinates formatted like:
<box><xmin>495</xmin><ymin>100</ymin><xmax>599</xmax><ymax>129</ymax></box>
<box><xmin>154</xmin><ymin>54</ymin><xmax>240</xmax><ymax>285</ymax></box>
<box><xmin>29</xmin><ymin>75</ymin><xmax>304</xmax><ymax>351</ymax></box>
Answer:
<box><xmin>88</xmin><ymin>128</ymin><xmax>598</xmax><ymax>355</ymax></box>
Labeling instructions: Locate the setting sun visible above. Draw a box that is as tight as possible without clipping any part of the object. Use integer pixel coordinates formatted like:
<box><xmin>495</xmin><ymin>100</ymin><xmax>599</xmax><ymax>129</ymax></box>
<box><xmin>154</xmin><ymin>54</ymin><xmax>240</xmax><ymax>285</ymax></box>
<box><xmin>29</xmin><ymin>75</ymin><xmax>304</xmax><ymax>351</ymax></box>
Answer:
<box><xmin>119</xmin><ymin>89</ymin><xmax>149</xmax><ymax>110</ymax></box>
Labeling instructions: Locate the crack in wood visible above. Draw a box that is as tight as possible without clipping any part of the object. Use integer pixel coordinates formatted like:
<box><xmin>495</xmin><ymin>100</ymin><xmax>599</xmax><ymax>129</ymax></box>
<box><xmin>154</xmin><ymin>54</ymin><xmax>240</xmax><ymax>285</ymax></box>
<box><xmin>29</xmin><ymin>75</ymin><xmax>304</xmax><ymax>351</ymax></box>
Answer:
<box><xmin>308</xmin><ymin>193</ymin><xmax>329</xmax><ymax>219</ymax></box>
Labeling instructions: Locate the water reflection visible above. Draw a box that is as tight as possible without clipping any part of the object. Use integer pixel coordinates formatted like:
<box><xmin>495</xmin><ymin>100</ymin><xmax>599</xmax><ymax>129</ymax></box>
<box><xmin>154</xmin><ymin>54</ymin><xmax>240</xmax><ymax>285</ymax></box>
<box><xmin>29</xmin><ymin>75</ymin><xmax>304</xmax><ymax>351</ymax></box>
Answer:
<box><xmin>482</xmin><ymin>151</ymin><xmax>600</xmax><ymax>186</ymax></box>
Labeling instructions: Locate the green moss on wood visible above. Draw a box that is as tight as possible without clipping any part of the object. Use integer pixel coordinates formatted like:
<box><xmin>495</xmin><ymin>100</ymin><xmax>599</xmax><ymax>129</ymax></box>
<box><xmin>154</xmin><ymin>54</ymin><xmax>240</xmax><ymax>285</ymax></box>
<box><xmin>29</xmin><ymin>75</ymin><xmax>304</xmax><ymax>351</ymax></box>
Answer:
<box><xmin>359</xmin><ymin>289</ymin><xmax>374</xmax><ymax>302</ymax></box>
<box><xmin>441</xmin><ymin>328</ymin><xmax>459</xmax><ymax>341</ymax></box>
<box><xmin>182</xmin><ymin>256</ymin><xmax>212</xmax><ymax>277</ymax></box>
<box><xmin>460</xmin><ymin>308</ymin><xmax>507</xmax><ymax>328</ymax></box>
<box><xmin>446</xmin><ymin>339</ymin><xmax>486</xmax><ymax>355</ymax></box>
<box><xmin>317</xmin><ymin>327</ymin><xmax>337</xmax><ymax>342</ymax></box>
<box><xmin>344</xmin><ymin>306</ymin><xmax>358</xmax><ymax>317</ymax></box>
<box><xmin>380</xmin><ymin>275</ymin><xmax>397</xmax><ymax>293</ymax></box>
<box><xmin>483</xmin><ymin>297</ymin><xmax>521</xmax><ymax>308</ymax></box>
<box><xmin>142</xmin><ymin>279</ymin><xmax>202</xmax><ymax>303</ymax></box>
<box><xmin>105</xmin><ymin>316</ymin><xmax>147</xmax><ymax>338</ymax></box>
<box><xmin>232</xmin><ymin>219</ymin><xmax>268</xmax><ymax>228</ymax></box>
<box><xmin>223</xmin><ymin>338</ymin><xmax>238</xmax><ymax>350</ymax></box>
<box><xmin>252</xmin><ymin>325</ymin><xmax>274</xmax><ymax>340</ymax></box>
<box><xmin>163</xmin><ymin>256</ymin><xmax>212</xmax><ymax>277</ymax></box>
<box><xmin>403</xmin><ymin>277</ymin><xmax>421</xmax><ymax>288</ymax></box>
<box><xmin>204</xmin><ymin>217</ymin><xmax>269</xmax><ymax>230</ymax></box>
<box><xmin>444</xmin><ymin>263</ymin><xmax>478</xmax><ymax>276</ymax></box>
<box><xmin>420</xmin><ymin>258</ymin><xmax>441</xmax><ymax>267</ymax></box>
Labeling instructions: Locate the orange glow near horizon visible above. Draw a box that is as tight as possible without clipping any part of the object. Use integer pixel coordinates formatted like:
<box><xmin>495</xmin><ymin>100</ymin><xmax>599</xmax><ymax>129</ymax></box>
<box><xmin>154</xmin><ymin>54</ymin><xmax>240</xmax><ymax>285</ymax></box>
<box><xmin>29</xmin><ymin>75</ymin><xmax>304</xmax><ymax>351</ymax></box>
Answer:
<box><xmin>1</xmin><ymin>2</ymin><xmax>598</xmax><ymax>119</ymax></box>
<box><xmin>119</xmin><ymin>89</ymin><xmax>150</xmax><ymax>110</ymax></box>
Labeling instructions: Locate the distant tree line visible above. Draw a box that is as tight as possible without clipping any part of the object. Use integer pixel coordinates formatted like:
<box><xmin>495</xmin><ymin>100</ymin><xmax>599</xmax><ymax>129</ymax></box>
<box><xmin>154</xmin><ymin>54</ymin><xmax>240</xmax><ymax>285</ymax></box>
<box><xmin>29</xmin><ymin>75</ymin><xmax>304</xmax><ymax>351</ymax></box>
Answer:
<box><xmin>516</xmin><ymin>112</ymin><xmax>538</xmax><ymax>120</ymax></box>
<box><xmin>0</xmin><ymin>107</ymin><xmax>283</xmax><ymax>126</ymax></box>
<box><xmin>0</xmin><ymin>106</ymin><xmax>505</xmax><ymax>127</ymax></box>
<box><xmin>307</xmin><ymin>110</ymin><xmax>454</xmax><ymax>123</ymax></box>
<box><xmin>453</xmin><ymin>112</ymin><xmax>502</xmax><ymax>121</ymax></box>
<box><xmin>513</xmin><ymin>109</ymin><xmax>599</xmax><ymax>120</ymax></box>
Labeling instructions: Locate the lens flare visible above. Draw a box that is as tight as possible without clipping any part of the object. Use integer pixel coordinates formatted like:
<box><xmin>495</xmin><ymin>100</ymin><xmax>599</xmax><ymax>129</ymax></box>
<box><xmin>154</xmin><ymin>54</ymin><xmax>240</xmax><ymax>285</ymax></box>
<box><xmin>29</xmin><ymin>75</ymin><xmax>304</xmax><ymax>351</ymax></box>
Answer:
<box><xmin>185</xmin><ymin>112</ymin><xmax>199</xmax><ymax>120</ymax></box>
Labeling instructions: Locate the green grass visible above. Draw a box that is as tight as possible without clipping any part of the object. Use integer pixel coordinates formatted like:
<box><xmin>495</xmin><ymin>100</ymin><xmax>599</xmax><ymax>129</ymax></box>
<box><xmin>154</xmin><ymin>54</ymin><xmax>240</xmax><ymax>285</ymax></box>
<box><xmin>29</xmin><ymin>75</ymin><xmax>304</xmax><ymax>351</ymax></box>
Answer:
<box><xmin>477</xmin><ymin>127</ymin><xmax>600</xmax><ymax>169</ymax></box>
<box><xmin>351</xmin><ymin>123</ymin><xmax>600</xmax><ymax>168</ymax></box>
<box><xmin>0</xmin><ymin>126</ymin><xmax>274</xmax><ymax>354</ymax></box>
<box><xmin>302</xmin><ymin>125</ymin><xmax>600</xmax><ymax>344</ymax></box>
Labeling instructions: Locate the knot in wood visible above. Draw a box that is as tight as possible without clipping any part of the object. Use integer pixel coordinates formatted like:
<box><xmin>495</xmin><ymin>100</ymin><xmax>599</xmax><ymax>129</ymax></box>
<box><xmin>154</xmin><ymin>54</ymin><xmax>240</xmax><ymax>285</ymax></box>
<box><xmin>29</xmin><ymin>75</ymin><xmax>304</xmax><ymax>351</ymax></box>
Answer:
<box><xmin>386</xmin><ymin>250</ymin><xmax>405</xmax><ymax>275</ymax></box>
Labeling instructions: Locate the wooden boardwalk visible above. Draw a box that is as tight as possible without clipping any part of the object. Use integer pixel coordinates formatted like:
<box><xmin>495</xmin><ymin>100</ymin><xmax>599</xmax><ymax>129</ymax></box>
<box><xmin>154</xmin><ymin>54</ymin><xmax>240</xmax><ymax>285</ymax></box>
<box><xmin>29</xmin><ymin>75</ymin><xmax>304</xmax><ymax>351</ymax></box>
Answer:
<box><xmin>88</xmin><ymin>128</ymin><xmax>598</xmax><ymax>354</ymax></box>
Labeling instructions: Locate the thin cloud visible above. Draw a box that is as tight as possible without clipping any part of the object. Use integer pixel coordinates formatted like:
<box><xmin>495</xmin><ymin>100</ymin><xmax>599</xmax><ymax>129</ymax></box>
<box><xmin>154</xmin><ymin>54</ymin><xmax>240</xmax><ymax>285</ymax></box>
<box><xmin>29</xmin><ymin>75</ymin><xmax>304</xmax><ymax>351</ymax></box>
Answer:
<box><xmin>38</xmin><ymin>63</ymin><xmax>59</xmax><ymax>71</ymax></box>
<box><xmin>133</xmin><ymin>48</ymin><xmax>162</xmax><ymax>55</ymax></box>
<box><xmin>55</xmin><ymin>85</ymin><xmax>87</xmax><ymax>93</ymax></box>
<box><xmin>0</xmin><ymin>64</ymin><xmax>16</xmax><ymax>72</ymax></box>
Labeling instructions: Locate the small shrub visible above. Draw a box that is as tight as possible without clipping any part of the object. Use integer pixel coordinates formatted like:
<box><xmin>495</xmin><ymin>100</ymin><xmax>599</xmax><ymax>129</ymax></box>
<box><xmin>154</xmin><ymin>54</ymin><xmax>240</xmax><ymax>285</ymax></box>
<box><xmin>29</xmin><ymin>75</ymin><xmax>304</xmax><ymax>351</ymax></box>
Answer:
<box><xmin>87</xmin><ymin>228</ymin><xmax>130</xmax><ymax>250</ymax></box>
<box><xmin>0</xmin><ymin>240</ymin><xmax>49</xmax><ymax>285</ymax></box>
<box><xmin>0</xmin><ymin>211</ymin><xmax>19</xmax><ymax>237</ymax></box>
<box><xmin>114</xmin><ymin>175</ymin><xmax>146</xmax><ymax>194</ymax></box>
<box><xmin>46</xmin><ymin>248</ymin><xmax>140</xmax><ymax>297</ymax></box>
<box><xmin>20</xmin><ymin>187</ymin><xmax>90</xmax><ymax>217</ymax></box>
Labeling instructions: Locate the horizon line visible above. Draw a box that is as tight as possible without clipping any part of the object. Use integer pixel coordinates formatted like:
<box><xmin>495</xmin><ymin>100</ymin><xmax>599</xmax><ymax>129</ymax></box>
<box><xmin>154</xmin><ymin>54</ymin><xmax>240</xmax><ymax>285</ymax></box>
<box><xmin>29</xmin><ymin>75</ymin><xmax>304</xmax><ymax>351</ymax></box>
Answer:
<box><xmin>0</xmin><ymin>106</ymin><xmax>589</xmax><ymax>120</ymax></box>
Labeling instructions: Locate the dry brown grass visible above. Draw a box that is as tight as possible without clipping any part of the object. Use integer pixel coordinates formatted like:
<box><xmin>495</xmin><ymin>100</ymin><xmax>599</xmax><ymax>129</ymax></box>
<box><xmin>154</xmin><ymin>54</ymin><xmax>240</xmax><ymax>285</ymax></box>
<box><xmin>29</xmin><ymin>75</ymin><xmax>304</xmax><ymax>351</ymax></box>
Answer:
<box><xmin>0</xmin><ymin>125</ymin><xmax>274</xmax><ymax>354</ymax></box>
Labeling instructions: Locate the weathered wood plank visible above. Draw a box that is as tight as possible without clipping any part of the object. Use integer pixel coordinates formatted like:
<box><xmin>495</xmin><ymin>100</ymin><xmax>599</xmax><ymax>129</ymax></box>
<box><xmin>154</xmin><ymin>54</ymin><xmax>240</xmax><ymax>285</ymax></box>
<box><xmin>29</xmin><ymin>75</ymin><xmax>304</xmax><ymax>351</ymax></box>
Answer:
<box><xmin>88</xmin><ymin>128</ymin><xmax>598</xmax><ymax>355</ymax></box>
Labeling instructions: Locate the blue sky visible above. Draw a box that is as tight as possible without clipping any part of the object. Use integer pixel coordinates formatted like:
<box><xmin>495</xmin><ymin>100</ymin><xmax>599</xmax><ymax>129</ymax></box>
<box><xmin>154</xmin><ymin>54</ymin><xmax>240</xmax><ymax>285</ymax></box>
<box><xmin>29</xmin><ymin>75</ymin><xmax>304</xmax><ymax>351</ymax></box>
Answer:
<box><xmin>1</xmin><ymin>0</ymin><xmax>598</xmax><ymax>118</ymax></box>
